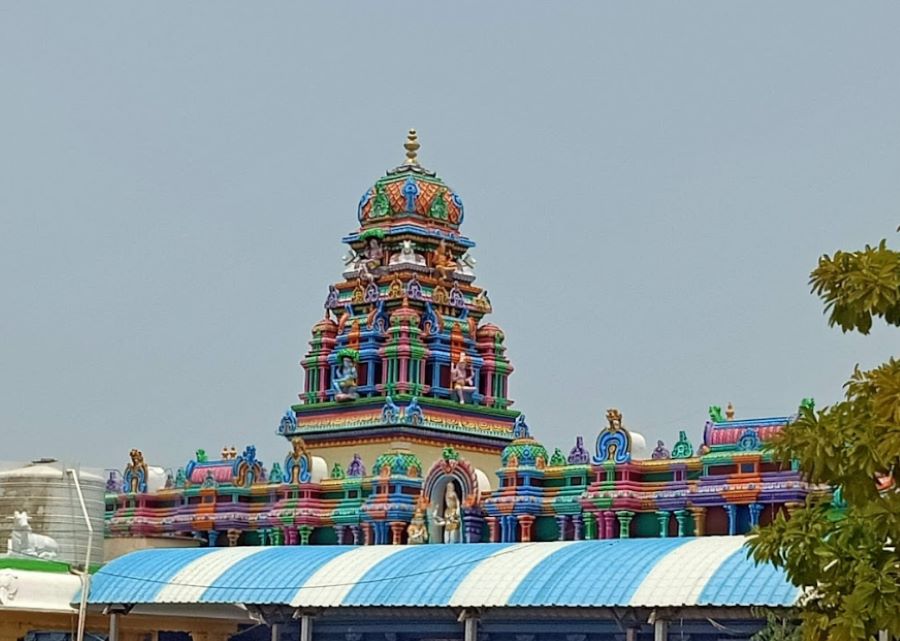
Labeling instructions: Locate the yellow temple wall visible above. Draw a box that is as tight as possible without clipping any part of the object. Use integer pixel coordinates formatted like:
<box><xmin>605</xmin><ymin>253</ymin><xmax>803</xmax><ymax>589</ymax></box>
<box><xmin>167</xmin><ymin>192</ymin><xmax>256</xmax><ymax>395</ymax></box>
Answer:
<box><xmin>309</xmin><ymin>439</ymin><xmax>502</xmax><ymax>489</ymax></box>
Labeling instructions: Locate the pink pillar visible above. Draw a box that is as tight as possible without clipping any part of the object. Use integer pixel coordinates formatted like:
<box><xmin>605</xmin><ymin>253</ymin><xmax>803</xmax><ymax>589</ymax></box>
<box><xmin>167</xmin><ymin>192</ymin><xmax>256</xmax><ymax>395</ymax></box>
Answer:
<box><xmin>603</xmin><ymin>511</ymin><xmax>617</xmax><ymax>539</ymax></box>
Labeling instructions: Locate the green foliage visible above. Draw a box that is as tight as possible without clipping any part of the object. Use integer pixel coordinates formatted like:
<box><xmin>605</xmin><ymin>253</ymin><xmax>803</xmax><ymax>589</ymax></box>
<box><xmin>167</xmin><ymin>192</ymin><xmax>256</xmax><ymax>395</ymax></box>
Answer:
<box><xmin>748</xmin><ymin>233</ymin><xmax>900</xmax><ymax>641</ymax></box>
<box><xmin>810</xmin><ymin>238</ymin><xmax>900</xmax><ymax>333</ymax></box>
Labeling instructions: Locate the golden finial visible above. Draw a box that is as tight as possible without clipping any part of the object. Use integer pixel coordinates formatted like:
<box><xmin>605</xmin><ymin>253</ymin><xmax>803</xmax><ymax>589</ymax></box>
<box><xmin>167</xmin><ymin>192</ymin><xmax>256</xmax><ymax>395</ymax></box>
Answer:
<box><xmin>403</xmin><ymin>128</ymin><xmax>420</xmax><ymax>165</ymax></box>
<box><xmin>725</xmin><ymin>402</ymin><xmax>735</xmax><ymax>421</ymax></box>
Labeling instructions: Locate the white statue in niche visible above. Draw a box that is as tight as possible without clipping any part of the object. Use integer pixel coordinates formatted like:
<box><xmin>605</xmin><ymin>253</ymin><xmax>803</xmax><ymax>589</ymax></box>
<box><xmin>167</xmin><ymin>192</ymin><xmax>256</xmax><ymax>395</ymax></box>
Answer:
<box><xmin>7</xmin><ymin>511</ymin><xmax>59</xmax><ymax>560</ymax></box>
<box><xmin>389</xmin><ymin>240</ymin><xmax>426</xmax><ymax>266</ymax></box>
<box><xmin>431</xmin><ymin>483</ymin><xmax>462</xmax><ymax>544</ymax></box>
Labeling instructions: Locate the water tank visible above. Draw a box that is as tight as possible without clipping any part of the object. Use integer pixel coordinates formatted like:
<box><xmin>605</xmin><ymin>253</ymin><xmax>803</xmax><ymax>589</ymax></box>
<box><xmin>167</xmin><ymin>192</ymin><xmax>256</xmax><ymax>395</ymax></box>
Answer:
<box><xmin>0</xmin><ymin>461</ymin><xmax>106</xmax><ymax>567</ymax></box>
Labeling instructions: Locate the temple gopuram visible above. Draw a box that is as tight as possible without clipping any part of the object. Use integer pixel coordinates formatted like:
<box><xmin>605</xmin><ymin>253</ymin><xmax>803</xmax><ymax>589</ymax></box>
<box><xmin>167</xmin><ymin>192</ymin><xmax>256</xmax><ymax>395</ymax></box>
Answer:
<box><xmin>104</xmin><ymin>132</ymin><xmax>820</xmax><ymax>549</ymax></box>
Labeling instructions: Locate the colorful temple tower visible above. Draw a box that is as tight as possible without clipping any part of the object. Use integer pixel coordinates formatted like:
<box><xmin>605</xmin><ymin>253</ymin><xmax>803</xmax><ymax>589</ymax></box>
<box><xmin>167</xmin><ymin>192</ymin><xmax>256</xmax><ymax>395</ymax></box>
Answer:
<box><xmin>285</xmin><ymin>130</ymin><xmax>518</xmax><ymax>476</ymax></box>
<box><xmin>103</xmin><ymin>133</ymin><xmax>829</xmax><ymax>551</ymax></box>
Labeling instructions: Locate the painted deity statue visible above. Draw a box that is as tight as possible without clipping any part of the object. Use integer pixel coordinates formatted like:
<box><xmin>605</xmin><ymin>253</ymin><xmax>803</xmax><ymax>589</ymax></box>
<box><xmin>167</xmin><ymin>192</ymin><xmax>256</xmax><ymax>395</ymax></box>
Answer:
<box><xmin>407</xmin><ymin>507</ymin><xmax>428</xmax><ymax>544</ymax></box>
<box><xmin>432</xmin><ymin>239</ymin><xmax>457</xmax><ymax>282</ymax></box>
<box><xmin>355</xmin><ymin>238</ymin><xmax>383</xmax><ymax>284</ymax></box>
<box><xmin>332</xmin><ymin>354</ymin><xmax>359</xmax><ymax>401</ymax></box>
<box><xmin>451</xmin><ymin>352</ymin><xmax>476</xmax><ymax>404</ymax></box>
<box><xmin>432</xmin><ymin>483</ymin><xmax>462</xmax><ymax>544</ymax></box>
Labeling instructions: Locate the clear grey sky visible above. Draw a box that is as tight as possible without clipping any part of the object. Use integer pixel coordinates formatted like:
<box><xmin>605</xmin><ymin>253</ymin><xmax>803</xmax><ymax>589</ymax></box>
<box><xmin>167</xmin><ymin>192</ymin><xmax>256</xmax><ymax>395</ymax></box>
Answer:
<box><xmin>1</xmin><ymin>2</ymin><xmax>897</xmax><ymax>471</ymax></box>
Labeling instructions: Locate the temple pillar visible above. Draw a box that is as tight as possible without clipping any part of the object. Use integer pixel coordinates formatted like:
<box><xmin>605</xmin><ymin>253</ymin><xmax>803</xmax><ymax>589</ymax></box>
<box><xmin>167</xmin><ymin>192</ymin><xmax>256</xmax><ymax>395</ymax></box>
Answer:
<box><xmin>555</xmin><ymin>515</ymin><xmax>569</xmax><ymax>541</ymax></box>
<box><xmin>583</xmin><ymin>511</ymin><xmax>597</xmax><ymax>540</ymax></box>
<box><xmin>674</xmin><ymin>509</ymin><xmax>688</xmax><ymax>537</ymax></box>
<box><xmin>334</xmin><ymin>524</ymin><xmax>347</xmax><ymax>545</ymax></box>
<box><xmin>298</xmin><ymin>525</ymin><xmax>314</xmax><ymax>545</ymax></box>
<box><xmin>207</xmin><ymin>530</ymin><xmax>219</xmax><ymax>547</ymax></box>
<box><xmin>271</xmin><ymin>528</ymin><xmax>283</xmax><ymax>546</ymax></box>
<box><xmin>390</xmin><ymin>521</ymin><xmax>405</xmax><ymax>545</ymax></box>
<box><xmin>463</xmin><ymin>511</ymin><xmax>485</xmax><ymax>543</ymax></box>
<box><xmin>689</xmin><ymin>506</ymin><xmax>706</xmax><ymax>536</ymax></box>
<box><xmin>749</xmin><ymin>503</ymin><xmax>764</xmax><ymax>528</ymax></box>
<box><xmin>724</xmin><ymin>504</ymin><xmax>738</xmax><ymax>536</ymax></box>
<box><xmin>616</xmin><ymin>511</ymin><xmax>634</xmax><ymax>538</ymax></box>
<box><xmin>501</xmin><ymin>515</ymin><xmax>517</xmax><ymax>542</ymax></box>
<box><xmin>517</xmin><ymin>515</ymin><xmax>536</xmax><ymax>542</ymax></box>
<box><xmin>486</xmin><ymin>516</ymin><xmax>499</xmax><ymax>543</ymax></box>
<box><xmin>350</xmin><ymin>524</ymin><xmax>361</xmax><ymax>545</ymax></box>
<box><xmin>655</xmin><ymin>511</ymin><xmax>670</xmax><ymax>538</ymax></box>
<box><xmin>362</xmin><ymin>523</ymin><xmax>373</xmax><ymax>545</ymax></box>
<box><xmin>572</xmin><ymin>514</ymin><xmax>584</xmax><ymax>541</ymax></box>
<box><xmin>285</xmin><ymin>527</ymin><xmax>299</xmax><ymax>545</ymax></box>
<box><xmin>602</xmin><ymin>510</ymin><xmax>617</xmax><ymax>539</ymax></box>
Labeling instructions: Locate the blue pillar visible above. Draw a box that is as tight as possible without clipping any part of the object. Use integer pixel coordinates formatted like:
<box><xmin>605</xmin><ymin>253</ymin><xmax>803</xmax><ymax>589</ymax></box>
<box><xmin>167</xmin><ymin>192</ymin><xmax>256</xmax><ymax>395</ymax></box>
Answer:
<box><xmin>749</xmin><ymin>503</ymin><xmax>764</xmax><ymax>528</ymax></box>
<box><xmin>724</xmin><ymin>504</ymin><xmax>738</xmax><ymax>535</ymax></box>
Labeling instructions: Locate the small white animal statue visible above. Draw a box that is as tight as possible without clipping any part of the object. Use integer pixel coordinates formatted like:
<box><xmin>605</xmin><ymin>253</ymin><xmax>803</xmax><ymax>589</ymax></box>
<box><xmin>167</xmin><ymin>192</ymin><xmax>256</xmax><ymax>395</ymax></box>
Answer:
<box><xmin>8</xmin><ymin>511</ymin><xmax>59</xmax><ymax>560</ymax></box>
<box><xmin>389</xmin><ymin>240</ymin><xmax>426</xmax><ymax>266</ymax></box>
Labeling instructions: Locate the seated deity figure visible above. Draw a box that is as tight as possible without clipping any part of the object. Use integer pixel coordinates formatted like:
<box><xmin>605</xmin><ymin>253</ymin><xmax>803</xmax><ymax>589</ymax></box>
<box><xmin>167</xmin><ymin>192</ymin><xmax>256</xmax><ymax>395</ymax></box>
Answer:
<box><xmin>332</xmin><ymin>352</ymin><xmax>359</xmax><ymax>401</ymax></box>
<box><xmin>407</xmin><ymin>506</ymin><xmax>428</xmax><ymax>544</ymax></box>
<box><xmin>432</xmin><ymin>239</ymin><xmax>457</xmax><ymax>282</ymax></box>
<box><xmin>389</xmin><ymin>240</ymin><xmax>426</xmax><ymax>266</ymax></box>
<box><xmin>355</xmin><ymin>238</ymin><xmax>383</xmax><ymax>284</ymax></box>
<box><xmin>432</xmin><ymin>483</ymin><xmax>462</xmax><ymax>544</ymax></box>
<box><xmin>451</xmin><ymin>352</ymin><xmax>476</xmax><ymax>404</ymax></box>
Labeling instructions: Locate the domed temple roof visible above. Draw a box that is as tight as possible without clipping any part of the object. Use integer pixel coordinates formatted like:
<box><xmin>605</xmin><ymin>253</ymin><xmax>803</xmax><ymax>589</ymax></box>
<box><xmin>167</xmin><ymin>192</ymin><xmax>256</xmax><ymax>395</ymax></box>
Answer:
<box><xmin>357</xmin><ymin>130</ymin><xmax>464</xmax><ymax>229</ymax></box>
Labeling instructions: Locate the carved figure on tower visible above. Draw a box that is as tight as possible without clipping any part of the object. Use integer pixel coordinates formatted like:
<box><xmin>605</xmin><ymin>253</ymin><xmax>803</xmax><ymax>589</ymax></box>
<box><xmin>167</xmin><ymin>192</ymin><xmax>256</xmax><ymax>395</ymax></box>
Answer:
<box><xmin>407</xmin><ymin>504</ymin><xmax>429</xmax><ymax>544</ymax></box>
<box><xmin>451</xmin><ymin>352</ymin><xmax>476</xmax><ymax>403</ymax></box>
<box><xmin>332</xmin><ymin>348</ymin><xmax>359</xmax><ymax>401</ymax></box>
<box><xmin>432</xmin><ymin>239</ymin><xmax>457</xmax><ymax>283</ymax></box>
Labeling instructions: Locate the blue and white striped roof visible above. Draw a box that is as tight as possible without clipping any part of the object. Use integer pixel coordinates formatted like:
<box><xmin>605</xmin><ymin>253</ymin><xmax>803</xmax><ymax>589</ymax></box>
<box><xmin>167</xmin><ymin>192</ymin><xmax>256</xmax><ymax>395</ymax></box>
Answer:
<box><xmin>88</xmin><ymin>537</ymin><xmax>797</xmax><ymax>609</ymax></box>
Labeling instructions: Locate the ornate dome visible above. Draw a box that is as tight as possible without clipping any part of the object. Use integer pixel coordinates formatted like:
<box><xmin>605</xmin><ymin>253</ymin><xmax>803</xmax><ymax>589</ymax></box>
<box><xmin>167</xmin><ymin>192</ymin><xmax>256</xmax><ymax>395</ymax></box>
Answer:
<box><xmin>357</xmin><ymin>130</ymin><xmax>464</xmax><ymax>229</ymax></box>
<box><xmin>501</xmin><ymin>437</ymin><xmax>549</xmax><ymax>469</ymax></box>
<box><xmin>373</xmin><ymin>446</ymin><xmax>423</xmax><ymax>478</ymax></box>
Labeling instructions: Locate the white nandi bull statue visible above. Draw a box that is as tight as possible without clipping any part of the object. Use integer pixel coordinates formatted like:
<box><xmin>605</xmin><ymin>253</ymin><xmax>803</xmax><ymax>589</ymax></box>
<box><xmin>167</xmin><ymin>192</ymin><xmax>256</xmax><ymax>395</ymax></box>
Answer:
<box><xmin>7</xmin><ymin>511</ymin><xmax>59</xmax><ymax>560</ymax></box>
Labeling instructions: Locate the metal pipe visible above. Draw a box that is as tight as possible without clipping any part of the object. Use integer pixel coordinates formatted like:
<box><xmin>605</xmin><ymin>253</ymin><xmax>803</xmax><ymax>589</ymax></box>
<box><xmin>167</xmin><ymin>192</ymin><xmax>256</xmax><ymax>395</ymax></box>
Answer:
<box><xmin>109</xmin><ymin>613</ymin><xmax>119</xmax><ymax>641</ymax></box>
<box><xmin>67</xmin><ymin>468</ymin><xmax>94</xmax><ymax>641</ymax></box>
<box><xmin>464</xmin><ymin>616</ymin><xmax>478</xmax><ymax>641</ymax></box>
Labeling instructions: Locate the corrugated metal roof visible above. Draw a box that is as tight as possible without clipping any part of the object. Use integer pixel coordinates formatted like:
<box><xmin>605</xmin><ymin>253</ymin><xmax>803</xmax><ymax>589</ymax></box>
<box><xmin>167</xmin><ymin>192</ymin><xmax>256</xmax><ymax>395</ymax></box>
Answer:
<box><xmin>87</xmin><ymin>537</ymin><xmax>799</xmax><ymax>609</ymax></box>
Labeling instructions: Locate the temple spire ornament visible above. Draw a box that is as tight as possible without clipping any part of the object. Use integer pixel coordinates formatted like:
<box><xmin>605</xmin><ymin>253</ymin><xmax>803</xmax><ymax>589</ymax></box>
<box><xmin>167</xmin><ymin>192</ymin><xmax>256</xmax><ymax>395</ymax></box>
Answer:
<box><xmin>403</xmin><ymin>128</ymin><xmax>420</xmax><ymax>165</ymax></box>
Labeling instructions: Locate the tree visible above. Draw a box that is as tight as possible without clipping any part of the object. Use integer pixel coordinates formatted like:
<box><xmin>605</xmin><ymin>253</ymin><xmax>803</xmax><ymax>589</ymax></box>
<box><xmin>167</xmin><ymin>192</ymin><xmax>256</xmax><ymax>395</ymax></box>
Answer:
<box><xmin>748</xmin><ymin>233</ymin><xmax>900</xmax><ymax>641</ymax></box>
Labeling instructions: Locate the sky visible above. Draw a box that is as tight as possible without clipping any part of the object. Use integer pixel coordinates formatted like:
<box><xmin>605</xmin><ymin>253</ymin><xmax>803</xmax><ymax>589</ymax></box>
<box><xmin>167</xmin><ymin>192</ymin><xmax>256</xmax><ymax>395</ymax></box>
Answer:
<box><xmin>0</xmin><ymin>2</ymin><xmax>898</xmax><ymax>472</ymax></box>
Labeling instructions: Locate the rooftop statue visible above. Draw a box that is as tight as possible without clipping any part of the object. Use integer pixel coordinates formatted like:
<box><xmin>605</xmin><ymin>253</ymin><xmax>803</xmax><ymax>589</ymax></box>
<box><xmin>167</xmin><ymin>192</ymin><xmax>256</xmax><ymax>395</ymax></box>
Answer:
<box><xmin>7</xmin><ymin>511</ymin><xmax>59</xmax><ymax>560</ymax></box>
<box><xmin>389</xmin><ymin>240</ymin><xmax>426</xmax><ymax>266</ymax></box>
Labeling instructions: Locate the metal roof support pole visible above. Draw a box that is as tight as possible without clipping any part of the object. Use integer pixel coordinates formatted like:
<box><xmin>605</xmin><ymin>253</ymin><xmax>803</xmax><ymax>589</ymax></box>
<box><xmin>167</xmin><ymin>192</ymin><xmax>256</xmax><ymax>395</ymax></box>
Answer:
<box><xmin>270</xmin><ymin>623</ymin><xmax>280</xmax><ymax>641</ymax></box>
<box><xmin>458</xmin><ymin>608</ymin><xmax>479</xmax><ymax>641</ymax></box>
<box><xmin>654</xmin><ymin>617</ymin><xmax>668</xmax><ymax>641</ymax></box>
<box><xmin>299</xmin><ymin>616</ymin><xmax>312</xmax><ymax>641</ymax></box>
<box><xmin>109</xmin><ymin>613</ymin><xmax>119</xmax><ymax>641</ymax></box>
<box><xmin>626</xmin><ymin>627</ymin><xmax>638</xmax><ymax>641</ymax></box>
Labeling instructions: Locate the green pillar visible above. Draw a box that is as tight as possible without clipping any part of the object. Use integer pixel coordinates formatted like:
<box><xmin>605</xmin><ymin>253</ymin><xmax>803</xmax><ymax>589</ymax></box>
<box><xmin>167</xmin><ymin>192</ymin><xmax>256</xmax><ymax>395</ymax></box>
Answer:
<box><xmin>656</xmin><ymin>510</ymin><xmax>671</xmax><ymax>537</ymax></box>
<box><xmin>583</xmin><ymin>512</ymin><xmax>597</xmax><ymax>540</ymax></box>
<box><xmin>271</xmin><ymin>528</ymin><xmax>284</xmax><ymax>546</ymax></box>
<box><xmin>674</xmin><ymin>509</ymin><xmax>689</xmax><ymax>537</ymax></box>
<box><xmin>299</xmin><ymin>525</ymin><xmax>314</xmax><ymax>545</ymax></box>
<box><xmin>616</xmin><ymin>511</ymin><xmax>634</xmax><ymax>538</ymax></box>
